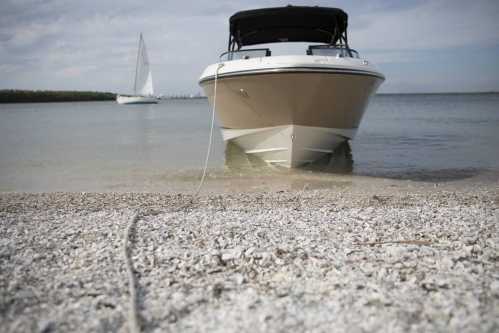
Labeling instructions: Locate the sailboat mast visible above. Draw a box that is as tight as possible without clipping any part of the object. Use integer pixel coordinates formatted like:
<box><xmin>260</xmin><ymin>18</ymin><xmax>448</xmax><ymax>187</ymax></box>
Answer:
<box><xmin>133</xmin><ymin>33</ymin><xmax>142</xmax><ymax>95</ymax></box>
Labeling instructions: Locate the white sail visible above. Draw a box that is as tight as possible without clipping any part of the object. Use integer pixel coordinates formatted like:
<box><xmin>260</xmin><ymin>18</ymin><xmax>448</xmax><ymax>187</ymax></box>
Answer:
<box><xmin>117</xmin><ymin>33</ymin><xmax>158</xmax><ymax>104</ymax></box>
<box><xmin>134</xmin><ymin>34</ymin><xmax>154</xmax><ymax>96</ymax></box>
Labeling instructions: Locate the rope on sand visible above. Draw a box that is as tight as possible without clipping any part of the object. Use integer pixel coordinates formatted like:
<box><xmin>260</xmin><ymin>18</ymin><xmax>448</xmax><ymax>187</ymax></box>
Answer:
<box><xmin>123</xmin><ymin>63</ymin><xmax>224</xmax><ymax>332</ymax></box>
<box><xmin>123</xmin><ymin>211</ymin><xmax>141</xmax><ymax>333</ymax></box>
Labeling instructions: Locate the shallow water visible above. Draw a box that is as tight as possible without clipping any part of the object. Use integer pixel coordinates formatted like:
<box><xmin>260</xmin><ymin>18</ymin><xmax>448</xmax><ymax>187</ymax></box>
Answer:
<box><xmin>0</xmin><ymin>94</ymin><xmax>498</xmax><ymax>192</ymax></box>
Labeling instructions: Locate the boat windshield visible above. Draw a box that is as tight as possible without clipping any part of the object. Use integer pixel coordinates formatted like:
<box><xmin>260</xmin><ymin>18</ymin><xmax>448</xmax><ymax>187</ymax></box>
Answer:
<box><xmin>307</xmin><ymin>45</ymin><xmax>359</xmax><ymax>58</ymax></box>
<box><xmin>220</xmin><ymin>48</ymin><xmax>271</xmax><ymax>61</ymax></box>
<box><xmin>219</xmin><ymin>45</ymin><xmax>360</xmax><ymax>62</ymax></box>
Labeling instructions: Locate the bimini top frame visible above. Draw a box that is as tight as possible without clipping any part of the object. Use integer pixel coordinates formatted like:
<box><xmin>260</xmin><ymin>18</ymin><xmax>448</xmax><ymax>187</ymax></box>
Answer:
<box><xmin>228</xmin><ymin>5</ymin><xmax>350</xmax><ymax>52</ymax></box>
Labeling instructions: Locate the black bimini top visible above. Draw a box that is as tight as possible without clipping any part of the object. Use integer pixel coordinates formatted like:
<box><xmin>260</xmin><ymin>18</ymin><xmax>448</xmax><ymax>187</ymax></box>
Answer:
<box><xmin>229</xmin><ymin>6</ymin><xmax>349</xmax><ymax>50</ymax></box>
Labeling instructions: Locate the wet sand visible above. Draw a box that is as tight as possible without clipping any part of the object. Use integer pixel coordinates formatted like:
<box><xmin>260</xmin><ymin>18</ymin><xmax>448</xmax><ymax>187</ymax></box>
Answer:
<box><xmin>1</xmin><ymin>175</ymin><xmax>498</xmax><ymax>332</ymax></box>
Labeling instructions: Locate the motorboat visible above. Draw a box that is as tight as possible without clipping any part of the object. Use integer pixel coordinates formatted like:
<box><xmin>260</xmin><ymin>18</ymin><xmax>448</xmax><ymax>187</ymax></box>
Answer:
<box><xmin>199</xmin><ymin>6</ymin><xmax>384</xmax><ymax>168</ymax></box>
<box><xmin>117</xmin><ymin>33</ymin><xmax>159</xmax><ymax>105</ymax></box>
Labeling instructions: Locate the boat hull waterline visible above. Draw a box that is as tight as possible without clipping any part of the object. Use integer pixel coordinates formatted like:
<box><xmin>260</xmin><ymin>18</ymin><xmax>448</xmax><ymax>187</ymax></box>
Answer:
<box><xmin>199</xmin><ymin>56</ymin><xmax>384</xmax><ymax>168</ymax></box>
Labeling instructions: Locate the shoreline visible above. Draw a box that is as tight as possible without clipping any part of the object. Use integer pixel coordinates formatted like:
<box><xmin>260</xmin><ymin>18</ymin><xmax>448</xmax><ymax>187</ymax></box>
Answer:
<box><xmin>1</xmin><ymin>91</ymin><xmax>497</xmax><ymax>104</ymax></box>
<box><xmin>1</xmin><ymin>165</ymin><xmax>498</xmax><ymax>194</ymax></box>
<box><xmin>1</xmin><ymin>181</ymin><xmax>498</xmax><ymax>332</ymax></box>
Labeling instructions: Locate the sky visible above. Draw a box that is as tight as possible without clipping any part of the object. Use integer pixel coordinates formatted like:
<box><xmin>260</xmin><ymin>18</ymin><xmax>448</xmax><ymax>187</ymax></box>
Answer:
<box><xmin>1</xmin><ymin>0</ymin><xmax>498</xmax><ymax>94</ymax></box>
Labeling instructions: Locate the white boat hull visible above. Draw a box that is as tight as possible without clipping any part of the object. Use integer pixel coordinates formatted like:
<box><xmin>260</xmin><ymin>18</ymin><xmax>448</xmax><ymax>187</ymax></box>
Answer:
<box><xmin>222</xmin><ymin>125</ymin><xmax>354</xmax><ymax>168</ymax></box>
<box><xmin>116</xmin><ymin>95</ymin><xmax>158</xmax><ymax>105</ymax></box>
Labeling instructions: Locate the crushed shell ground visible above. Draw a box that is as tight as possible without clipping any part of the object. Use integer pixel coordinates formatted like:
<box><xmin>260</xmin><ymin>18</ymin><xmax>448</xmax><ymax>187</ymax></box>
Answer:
<box><xmin>1</xmin><ymin>186</ymin><xmax>499</xmax><ymax>332</ymax></box>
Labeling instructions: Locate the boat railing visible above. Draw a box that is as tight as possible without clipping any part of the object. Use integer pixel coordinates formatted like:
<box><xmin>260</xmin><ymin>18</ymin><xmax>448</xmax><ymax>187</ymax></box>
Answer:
<box><xmin>219</xmin><ymin>45</ymin><xmax>359</xmax><ymax>61</ymax></box>
<box><xmin>307</xmin><ymin>45</ymin><xmax>359</xmax><ymax>58</ymax></box>
<box><xmin>220</xmin><ymin>48</ymin><xmax>271</xmax><ymax>61</ymax></box>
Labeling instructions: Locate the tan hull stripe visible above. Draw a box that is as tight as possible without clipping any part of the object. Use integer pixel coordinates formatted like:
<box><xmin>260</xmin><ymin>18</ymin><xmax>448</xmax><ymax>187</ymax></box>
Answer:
<box><xmin>201</xmin><ymin>72</ymin><xmax>383</xmax><ymax>130</ymax></box>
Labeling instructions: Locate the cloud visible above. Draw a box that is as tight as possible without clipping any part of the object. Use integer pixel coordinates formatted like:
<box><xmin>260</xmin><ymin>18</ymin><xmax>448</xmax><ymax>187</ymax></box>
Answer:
<box><xmin>0</xmin><ymin>0</ymin><xmax>498</xmax><ymax>93</ymax></box>
<box><xmin>350</xmin><ymin>0</ymin><xmax>499</xmax><ymax>50</ymax></box>
<box><xmin>6</xmin><ymin>22</ymin><xmax>61</xmax><ymax>49</ymax></box>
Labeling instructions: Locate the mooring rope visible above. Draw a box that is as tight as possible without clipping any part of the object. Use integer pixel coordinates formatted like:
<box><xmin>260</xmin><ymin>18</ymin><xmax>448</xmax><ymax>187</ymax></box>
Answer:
<box><xmin>122</xmin><ymin>63</ymin><xmax>224</xmax><ymax>333</ymax></box>
<box><xmin>123</xmin><ymin>211</ymin><xmax>141</xmax><ymax>333</ymax></box>
<box><xmin>195</xmin><ymin>63</ymin><xmax>224</xmax><ymax>196</ymax></box>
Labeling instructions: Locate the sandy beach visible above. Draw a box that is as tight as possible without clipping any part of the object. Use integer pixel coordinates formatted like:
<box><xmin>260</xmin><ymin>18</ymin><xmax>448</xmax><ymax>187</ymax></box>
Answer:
<box><xmin>1</xmin><ymin>175</ymin><xmax>498</xmax><ymax>333</ymax></box>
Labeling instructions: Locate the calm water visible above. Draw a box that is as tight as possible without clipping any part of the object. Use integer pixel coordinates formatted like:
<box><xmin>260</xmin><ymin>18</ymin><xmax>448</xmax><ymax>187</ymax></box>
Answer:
<box><xmin>0</xmin><ymin>94</ymin><xmax>498</xmax><ymax>191</ymax></box>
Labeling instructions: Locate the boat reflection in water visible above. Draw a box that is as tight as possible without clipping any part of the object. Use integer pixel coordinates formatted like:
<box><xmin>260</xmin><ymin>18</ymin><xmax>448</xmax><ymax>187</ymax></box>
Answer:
<box><xmin>224</xmin><ymin>140</ymin><xmax>353</xmax><ymax>174</ymax></box>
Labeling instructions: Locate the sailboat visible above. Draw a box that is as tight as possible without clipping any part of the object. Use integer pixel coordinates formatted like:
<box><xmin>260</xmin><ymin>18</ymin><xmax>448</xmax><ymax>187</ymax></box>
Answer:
<box><xmin>117</xmin><ymin>33</ymin><xmax>159</xmax><ymax>104</ymax></box>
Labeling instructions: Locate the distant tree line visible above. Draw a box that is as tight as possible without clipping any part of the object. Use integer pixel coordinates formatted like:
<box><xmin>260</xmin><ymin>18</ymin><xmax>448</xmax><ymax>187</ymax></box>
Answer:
<box><xmin>0</xmin><ymin>90</ymin><xmax>117</xmax><ymax>103</ymax></box>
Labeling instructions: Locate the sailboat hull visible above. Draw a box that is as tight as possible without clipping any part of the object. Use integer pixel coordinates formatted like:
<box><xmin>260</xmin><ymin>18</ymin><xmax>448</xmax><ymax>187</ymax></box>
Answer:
<box><xmin>116</xmin><ymin>95</ymin><xmax>159</xmax><ymax>104</ymax></box>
